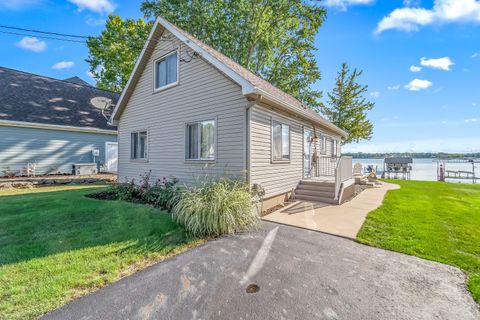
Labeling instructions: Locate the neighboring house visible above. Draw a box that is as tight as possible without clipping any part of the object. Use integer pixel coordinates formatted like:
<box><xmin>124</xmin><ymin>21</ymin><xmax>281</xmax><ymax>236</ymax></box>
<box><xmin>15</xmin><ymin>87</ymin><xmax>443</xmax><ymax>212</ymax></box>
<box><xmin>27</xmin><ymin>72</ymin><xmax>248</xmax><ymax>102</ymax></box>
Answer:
<box><xmin>0</xmin><ymin>67</ymin><xmax>119</xmax><ymax>176</ymax></box>
<box><xmin>110</xmin><ymin>17</ymin><xmax>353</xmax><ymax>210</ymax></box>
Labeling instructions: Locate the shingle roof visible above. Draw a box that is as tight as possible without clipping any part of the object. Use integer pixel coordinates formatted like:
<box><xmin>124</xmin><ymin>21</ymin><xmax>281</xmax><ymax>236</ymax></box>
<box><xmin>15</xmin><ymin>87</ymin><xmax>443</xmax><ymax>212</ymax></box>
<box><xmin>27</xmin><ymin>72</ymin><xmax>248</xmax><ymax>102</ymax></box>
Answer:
<box><xmin>384</xmin><ymin>157</ymin><xmax>413</xmax><ymax>164</ymax></box>
<box><xmin>0</xmin><ymin>66</ymin><xmax>118</xmax><ymax>131</ymax></box>
<box><xmin>166</xmin><ymin>20</ymin><xmax>344</xmax><ymax>135</ymax></box>
<box><xmin>112</xmin><ymin>17</ymin><xmax>346</xmax><ymax>137</ymax></box>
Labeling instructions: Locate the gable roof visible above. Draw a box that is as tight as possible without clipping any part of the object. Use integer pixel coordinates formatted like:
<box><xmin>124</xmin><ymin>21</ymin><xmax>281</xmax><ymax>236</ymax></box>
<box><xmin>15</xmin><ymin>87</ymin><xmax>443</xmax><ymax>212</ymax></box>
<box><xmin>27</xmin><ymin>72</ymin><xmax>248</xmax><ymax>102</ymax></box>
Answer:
<box><xmin>111</xmin><ymin>16</ymin><xmax>347</xmax><ymax>137</ymax></box>
<box><xmin>64</xmin><ymin>76</ymin><xmax>91</xmax><ymax>86</ymax></box>
<box><xmin>0</xmin><ymin>66</ymin><xmax>118</xmax><ymax>131</ymax></box>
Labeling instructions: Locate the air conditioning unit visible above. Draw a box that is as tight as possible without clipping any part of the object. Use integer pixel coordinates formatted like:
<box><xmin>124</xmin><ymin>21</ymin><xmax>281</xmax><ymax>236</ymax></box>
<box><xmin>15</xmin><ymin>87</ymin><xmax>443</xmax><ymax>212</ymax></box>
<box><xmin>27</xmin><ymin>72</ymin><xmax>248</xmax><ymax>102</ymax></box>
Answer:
<box><xmin>72</xmin><ymin>163</ymin><xmax>98</xmax><ymax>175</ymax></box>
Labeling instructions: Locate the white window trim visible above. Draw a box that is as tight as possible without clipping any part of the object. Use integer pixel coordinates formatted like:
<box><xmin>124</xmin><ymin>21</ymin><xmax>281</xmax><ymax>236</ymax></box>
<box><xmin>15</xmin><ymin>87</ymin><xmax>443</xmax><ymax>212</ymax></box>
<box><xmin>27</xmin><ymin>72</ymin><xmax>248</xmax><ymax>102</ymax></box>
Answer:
<box><xmin>271</xmin><ymin>119</ymin><xmax>291</xmax><ymax>163</ymax></box>
<box><xmin>153</xmin><ymin>50</ymin><xmax>179</xmax><ymax>93</ymax></box>
<box><xmin>184</xmin><ymin>118</ymin><xmax>217</xmax><ymax>163</ymax></box>
<box><xmin>130</xmin><ymin>129</ymin><xmax>149</xmax><ymax>162</ymax></box>
<box><xmin>321</xmin><ymin>135</ymin><xmax>327</xmax><ymax>155</ymax></box>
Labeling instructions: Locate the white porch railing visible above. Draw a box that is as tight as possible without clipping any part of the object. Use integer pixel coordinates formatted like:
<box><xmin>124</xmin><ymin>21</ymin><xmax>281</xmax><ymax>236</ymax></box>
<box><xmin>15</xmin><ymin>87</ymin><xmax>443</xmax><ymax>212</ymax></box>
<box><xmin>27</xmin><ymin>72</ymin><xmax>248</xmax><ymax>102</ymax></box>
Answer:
<box><xmin>334</xmin><ymin>156</ymin><xmax>353</xmax><ymax>200</ymax></box>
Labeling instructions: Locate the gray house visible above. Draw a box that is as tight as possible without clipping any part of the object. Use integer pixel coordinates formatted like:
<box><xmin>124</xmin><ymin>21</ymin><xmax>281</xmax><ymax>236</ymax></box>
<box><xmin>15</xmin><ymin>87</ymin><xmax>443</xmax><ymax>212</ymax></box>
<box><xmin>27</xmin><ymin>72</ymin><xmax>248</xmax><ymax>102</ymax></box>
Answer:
<box><xmin>0</xmin><ymin>67</ymin><xmax>119</xmax><ymax>176</ymax></box>
<box><xmin>110</xmin><ymin>17</ymin><xmax>353</xmax><ymax>210</ymax></box>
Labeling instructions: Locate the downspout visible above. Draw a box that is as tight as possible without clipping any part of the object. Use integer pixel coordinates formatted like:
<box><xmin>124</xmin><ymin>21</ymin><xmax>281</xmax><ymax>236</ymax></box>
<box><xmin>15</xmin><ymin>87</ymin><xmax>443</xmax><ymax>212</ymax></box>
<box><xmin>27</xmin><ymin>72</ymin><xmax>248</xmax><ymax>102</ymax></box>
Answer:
<box><xmin>245</xmin><ymin>95</ymin><xmax>262</xmax><ymax>186</ymax></box>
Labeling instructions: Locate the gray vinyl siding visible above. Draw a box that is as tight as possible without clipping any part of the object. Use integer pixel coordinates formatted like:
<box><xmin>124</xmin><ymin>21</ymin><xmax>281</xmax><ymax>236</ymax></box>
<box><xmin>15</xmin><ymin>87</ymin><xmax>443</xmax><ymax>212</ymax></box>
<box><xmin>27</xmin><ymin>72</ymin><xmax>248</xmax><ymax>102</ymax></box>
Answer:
<box><xmin>117</xmin><ymin>30</ymin><xmax>247</xmax><ymax>184</ymax></box>
<box><xmin>249</xmin><ymin>104</ymin><xmax>341</xmax><ymax>198</ymax></box>
<box><xmin>0</xmin><ymin>125</ymin><xmax>117</xmax><ymax>175</ymax></box>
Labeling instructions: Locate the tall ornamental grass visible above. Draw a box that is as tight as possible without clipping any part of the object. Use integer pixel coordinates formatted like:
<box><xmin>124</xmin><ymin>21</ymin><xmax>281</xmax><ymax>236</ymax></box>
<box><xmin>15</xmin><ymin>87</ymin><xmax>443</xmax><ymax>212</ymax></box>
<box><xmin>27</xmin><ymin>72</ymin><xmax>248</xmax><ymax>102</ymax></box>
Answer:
<box><xmin>172</xmin><ymin>179</ymin><xmax>258</xmax><ymax>237</ymax></box>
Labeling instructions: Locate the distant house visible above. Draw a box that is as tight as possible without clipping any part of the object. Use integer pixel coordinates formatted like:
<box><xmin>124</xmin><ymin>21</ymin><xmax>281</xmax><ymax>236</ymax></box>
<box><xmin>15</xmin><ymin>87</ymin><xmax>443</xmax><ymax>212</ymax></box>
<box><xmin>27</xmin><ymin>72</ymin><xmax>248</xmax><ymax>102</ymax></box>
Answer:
<box><xmin>0</xmin><ymin>67</ymin><xmax>119</xmax><ymax>176</ymax></box>
<box><xmin>110</xmin><ymin>17</ymin><xmax>353</xmax><ymax>210</ymax></box>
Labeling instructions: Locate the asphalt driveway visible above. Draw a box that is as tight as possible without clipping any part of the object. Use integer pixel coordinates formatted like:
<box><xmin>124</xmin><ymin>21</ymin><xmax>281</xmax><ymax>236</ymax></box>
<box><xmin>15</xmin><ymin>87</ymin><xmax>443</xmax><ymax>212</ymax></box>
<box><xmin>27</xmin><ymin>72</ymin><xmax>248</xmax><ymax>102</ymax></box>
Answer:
<box><xmin>43</xmin><ymin>222</ymin><xmax>479</xmax><ymax>320</ymax></box>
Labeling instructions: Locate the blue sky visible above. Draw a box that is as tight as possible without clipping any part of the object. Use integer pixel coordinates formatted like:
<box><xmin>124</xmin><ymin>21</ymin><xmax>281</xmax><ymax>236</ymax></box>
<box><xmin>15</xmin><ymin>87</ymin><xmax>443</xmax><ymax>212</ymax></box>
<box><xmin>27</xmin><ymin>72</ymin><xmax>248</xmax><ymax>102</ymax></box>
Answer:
<box><xmin>0</xmin><ymin>0</ymin><xmax>479</xmax><ymax>153</ymax></box>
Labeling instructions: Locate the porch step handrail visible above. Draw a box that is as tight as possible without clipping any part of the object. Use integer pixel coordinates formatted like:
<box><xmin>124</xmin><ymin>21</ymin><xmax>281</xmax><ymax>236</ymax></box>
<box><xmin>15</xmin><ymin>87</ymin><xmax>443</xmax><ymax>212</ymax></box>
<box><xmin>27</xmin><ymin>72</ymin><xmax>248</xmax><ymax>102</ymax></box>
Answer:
<box><xmin>334</xmin><ymin>156</ymin><xmax>353</xmax><ymax>200</ymax></box>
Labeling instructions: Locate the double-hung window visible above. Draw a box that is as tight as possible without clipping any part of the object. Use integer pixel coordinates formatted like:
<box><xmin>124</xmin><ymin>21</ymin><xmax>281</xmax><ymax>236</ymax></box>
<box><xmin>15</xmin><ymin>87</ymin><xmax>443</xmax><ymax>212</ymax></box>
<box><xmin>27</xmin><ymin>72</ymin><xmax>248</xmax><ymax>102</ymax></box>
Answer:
<box><xmin>186</xmin><ymin>120</ymin><xmax>215</xmax><ymax>160</ymax></box>
<box><xmin>272</xmin><ymin>121</ymin><xmax>290</xmax><ymax>161</ymax></box>
<box><xmin>154</xmin><ymin>51</ymin><xmax>178</xmax><ymax>90</ymax></box>
<box><xmin>131</xmin><ymin>130</ymin><xmax>147</xmax><ymax>160</ymax></box>
<box><xmin>332</xmin><ymin>139</ymin><xmax>338</xmax><ymax>156</ymax></box>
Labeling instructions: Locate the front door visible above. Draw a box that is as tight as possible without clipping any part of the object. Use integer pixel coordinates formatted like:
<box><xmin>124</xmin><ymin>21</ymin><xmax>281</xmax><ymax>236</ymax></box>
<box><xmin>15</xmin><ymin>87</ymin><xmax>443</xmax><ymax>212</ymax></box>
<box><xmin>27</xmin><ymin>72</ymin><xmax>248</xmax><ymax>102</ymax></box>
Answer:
<box><xmin>105</xmin><ymin>142</ymin><xmax>118</xmax><ymax>173</ymax></box>
<box><xmin>303</xmin><ymin>129</ymin><xmax>312</xmax><ymax>178</ymax></box>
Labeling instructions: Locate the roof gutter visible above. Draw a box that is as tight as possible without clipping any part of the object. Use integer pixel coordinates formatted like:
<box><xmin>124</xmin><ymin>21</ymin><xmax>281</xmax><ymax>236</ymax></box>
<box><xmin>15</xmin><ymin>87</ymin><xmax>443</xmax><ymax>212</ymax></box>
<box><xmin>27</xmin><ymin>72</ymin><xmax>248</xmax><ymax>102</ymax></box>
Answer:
<box><xmin>249</xmin><ymin>88</ymin><xmax>348</xmax><ymax>138</ymax></box>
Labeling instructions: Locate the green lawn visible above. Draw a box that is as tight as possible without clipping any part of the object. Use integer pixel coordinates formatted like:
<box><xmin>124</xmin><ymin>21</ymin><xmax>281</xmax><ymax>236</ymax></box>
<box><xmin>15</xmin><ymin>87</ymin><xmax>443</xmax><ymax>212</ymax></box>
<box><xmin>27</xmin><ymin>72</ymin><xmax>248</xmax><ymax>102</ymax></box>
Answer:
<box><xmin>357</xmin><ymin>180</ymin><xmax>480</xmax><ymax>303</ymax></box>
<box><xmin>0</xmin><ymin>185</ymin><xmax>201</xmax><ymax>320</ymax></box>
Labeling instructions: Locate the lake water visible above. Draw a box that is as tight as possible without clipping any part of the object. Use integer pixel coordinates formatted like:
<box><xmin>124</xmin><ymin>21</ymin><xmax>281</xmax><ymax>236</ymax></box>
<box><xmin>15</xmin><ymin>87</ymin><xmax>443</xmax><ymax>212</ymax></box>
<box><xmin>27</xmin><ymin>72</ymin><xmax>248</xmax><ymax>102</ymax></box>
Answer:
<box><xmin>352</xmin><ymin>158</ymin><xmax>478</xmax><ymax>184</ymax></box>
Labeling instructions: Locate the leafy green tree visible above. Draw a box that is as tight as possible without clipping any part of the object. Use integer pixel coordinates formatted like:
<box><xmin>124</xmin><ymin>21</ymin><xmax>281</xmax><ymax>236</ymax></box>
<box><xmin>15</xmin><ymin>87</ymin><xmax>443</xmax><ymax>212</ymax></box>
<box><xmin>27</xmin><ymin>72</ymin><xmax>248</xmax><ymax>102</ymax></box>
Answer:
<box><xmin>87</xmin><ymin>1</ymin><xmax>326</xmax><ymax>109</ymax></box>
<box><xmin>86</xmin><ymin>15</ymin><xmax>152</xmax><ymax>92</ymax></box>
<box><xmin>323</xmin><ymin>63</ymin><xmax>374</xmax><ymax>144</ymax></box>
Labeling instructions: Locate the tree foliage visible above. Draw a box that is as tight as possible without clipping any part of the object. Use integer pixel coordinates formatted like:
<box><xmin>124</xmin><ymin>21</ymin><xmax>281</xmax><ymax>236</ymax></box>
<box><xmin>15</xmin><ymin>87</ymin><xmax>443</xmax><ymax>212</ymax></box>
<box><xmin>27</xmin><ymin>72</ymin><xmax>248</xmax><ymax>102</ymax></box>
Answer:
<box><xmin>323</xmin><ymin>63</ymin><xmax>374</xmax><ymax>144</ymax></box>
<box><xmin>86</xmin><ymin>15</ymin><xmax>152</xmax><ymax>92</ymax></box>
<box><xmin>87</xmin><ymin>1</ymin><xmax>326</xmax><ymax>109</ymax></box>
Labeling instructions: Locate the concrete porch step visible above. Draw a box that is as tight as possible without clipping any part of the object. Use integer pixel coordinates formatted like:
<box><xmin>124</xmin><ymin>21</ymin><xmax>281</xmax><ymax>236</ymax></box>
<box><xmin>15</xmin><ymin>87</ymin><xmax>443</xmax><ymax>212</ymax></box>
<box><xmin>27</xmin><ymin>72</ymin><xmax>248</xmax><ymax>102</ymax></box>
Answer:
<box><xmin>294</xmin><ymin>194</ymin><xmax>339</xmax><ymax>205</ymax></box>
<box><xmin>296</xmin><ymin>184</ymin><xmax>335</xmax><ymax>192</ymax></box>
<box><xmin>295</xmin><ymin>189</ymin><xmax>335</xmax><ymax>198</ymax></box>
<box><xmin>299</xmin><ymin>180</ymin><xmax>335</xmax><ymax>187</ymax></box>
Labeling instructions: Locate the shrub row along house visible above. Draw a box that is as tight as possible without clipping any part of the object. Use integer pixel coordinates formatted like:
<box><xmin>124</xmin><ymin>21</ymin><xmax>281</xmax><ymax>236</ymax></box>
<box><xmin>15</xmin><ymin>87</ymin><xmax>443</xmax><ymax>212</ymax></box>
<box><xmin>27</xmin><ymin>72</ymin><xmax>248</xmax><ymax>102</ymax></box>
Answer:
<box><xmin>0</xmin><ymin>67</ymin><xmax>119</xmax><ymax>176</ymax></box>
<box><xmin>110</xmin><ymin>17</ymin><xmax>354</xmax><ymax>211</ymax></box>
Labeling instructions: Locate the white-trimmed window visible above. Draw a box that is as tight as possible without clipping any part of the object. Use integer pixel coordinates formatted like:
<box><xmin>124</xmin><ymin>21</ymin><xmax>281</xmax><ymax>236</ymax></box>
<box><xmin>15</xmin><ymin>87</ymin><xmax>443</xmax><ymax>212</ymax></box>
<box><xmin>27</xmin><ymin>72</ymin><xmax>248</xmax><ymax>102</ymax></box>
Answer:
<box><xmin>186</xmin><ymin>120</ymin><xmax>215</xmax><ymax>160</ymax></box>
<box><xmin>272</xmin><ymin>121</ymin><xmax>290</xmax><ymax>161</ymax></box>
<box><xmin>154</xmin><ymin>51</ymin><xmax>178</xmax><ymax>90</ymax></box>
<box><xmin>321</xmin><ymin>135</ymin><xmax>327</xmax><ymax>155</ymax></box>
<box><xmin>332</xmin><ymin>139</ymin><xmax>338</xmax><ymax>156</ymax></box>
<box><xmin>131</xmin><ymin>130</ymin><xmax>148</xmax><ymax>159</ymax></box>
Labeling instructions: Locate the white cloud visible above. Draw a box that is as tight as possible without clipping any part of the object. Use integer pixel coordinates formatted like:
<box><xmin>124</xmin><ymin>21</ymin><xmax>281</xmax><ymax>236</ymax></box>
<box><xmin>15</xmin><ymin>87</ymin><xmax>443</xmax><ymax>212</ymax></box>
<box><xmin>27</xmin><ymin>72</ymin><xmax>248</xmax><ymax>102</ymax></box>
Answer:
<box><xmin>370</xmin><ymin>91</ymin><xmax>380</xmax><ymax>98</ymax></box>
<box><xmin>405</xmin><ymin>78</ymin><xmax>433</xmax><ymax>91</ymax></box>
<box><xmin>472</xmin><ymin>103</ymin><xmax>477</xmax><ymax>106</ymax></box>
<box><xmin>0</xmin><ymin>0</ymin><xmax>41</xmax><ymax>10</ymax></box>
<box><xmin>420</xmin><ymin>57</ymin><xmax>454</xmax><ymax>70</ymax></box>
<box><xmin>52</xmin><ymin>61</ymin><xmax>75</xmax><ymax>70</ymax></box>
<box><xmin>69</xmin><ymin>0</ymin><xmax>115</xmax><ymax>14</ymax></box>
<box><xmin>403</xmin><ymin>0</ymin><xmax>421</xmax><ymax>6</ymax></box>
<box><xmin>15</xmin><ymin>36</ymin><xmax>46</xmax><ymax>52</ymax></box>
<box><xmin>387</xmin><ymin>84</ymin><xmax>401</xmax><ymax>90</ymax></box>
<box><xmin>464</xmin><ymin>118</ymin><xmax>480</xmax><ymax>123</ymax></box>
<box><xmin>375</xmin><ymin>0</ymin><xmax>480</xmax><ymax>34</ymax></box>
<box><xmin>85</xmin><ymin>16</ymin><xmax>106</xmax><ymax>26</ymax></box>
<box><xmin>410</xmin><ymin>65</ymin><xmax>422</xmax><ymax>72</ymax></box>
<box><xmin>472</xmin><ymin>52</ymin><xmax>480</xmax><ymax>58</ymax></box>
<box><xmin>323</xmin><ymin>0</ymin><xmax>374</xmax><ymax>10</ymax></box>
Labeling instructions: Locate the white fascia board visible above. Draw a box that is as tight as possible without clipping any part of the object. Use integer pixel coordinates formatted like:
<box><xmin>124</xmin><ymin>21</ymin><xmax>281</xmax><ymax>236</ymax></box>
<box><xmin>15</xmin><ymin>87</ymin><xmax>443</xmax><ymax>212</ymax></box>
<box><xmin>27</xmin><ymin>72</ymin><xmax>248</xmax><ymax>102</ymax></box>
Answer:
<box><xmin>156</xmin><ymin>16</ymin><xmax>255</xmax><ymax>95</ymax></box>
<box><xmin>110</xmin><ymin>19</ymin><xmax>162</xmax><ymax>123</ymax></box>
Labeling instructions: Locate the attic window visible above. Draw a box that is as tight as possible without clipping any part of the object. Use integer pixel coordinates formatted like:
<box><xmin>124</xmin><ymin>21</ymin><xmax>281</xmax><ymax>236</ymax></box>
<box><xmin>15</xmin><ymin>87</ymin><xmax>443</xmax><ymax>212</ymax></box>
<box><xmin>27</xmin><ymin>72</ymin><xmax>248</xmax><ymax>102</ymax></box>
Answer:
<box><xmin>154</xmin><ymin>51</ymin><xmax>178</xmax><ymax>91</ymax></box>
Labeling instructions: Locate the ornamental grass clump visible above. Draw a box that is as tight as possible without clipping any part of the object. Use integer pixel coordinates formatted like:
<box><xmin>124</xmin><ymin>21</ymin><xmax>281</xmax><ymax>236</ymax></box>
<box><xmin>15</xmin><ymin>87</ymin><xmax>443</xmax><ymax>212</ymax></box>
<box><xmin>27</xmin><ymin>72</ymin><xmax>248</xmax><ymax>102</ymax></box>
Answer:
<box><xmin>172</xmin><ymin>178</ymin><xmax>258</xmax><ymax>237</ymax></box>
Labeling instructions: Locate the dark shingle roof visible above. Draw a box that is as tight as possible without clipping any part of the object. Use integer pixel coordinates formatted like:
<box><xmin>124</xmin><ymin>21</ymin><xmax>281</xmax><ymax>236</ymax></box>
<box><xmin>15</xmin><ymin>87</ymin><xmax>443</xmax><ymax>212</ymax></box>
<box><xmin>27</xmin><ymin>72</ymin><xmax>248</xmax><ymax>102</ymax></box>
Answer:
<box><xmin>0</xmin><ymin>67</ymin><xmax>119</xmax><ymax>130</ymax></box>
<box><xmin>384</xmin><ymin>157</ymin><xmax>413</xmax><ymax>164</ymax></box>
<box><xmin>63</xmin><ymin>76</ymin><xmax>91</xmax><ymax>86</ymax></box>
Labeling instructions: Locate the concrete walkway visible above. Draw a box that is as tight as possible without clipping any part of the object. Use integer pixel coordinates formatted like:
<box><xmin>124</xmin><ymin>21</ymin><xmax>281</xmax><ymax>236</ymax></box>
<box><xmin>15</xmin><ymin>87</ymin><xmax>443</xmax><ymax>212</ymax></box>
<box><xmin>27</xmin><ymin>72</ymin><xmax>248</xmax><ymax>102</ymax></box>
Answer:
<box><xmin>263</xmin><ymin>181</ymin><xmax>400</xmax><ymax>239</ymax></box>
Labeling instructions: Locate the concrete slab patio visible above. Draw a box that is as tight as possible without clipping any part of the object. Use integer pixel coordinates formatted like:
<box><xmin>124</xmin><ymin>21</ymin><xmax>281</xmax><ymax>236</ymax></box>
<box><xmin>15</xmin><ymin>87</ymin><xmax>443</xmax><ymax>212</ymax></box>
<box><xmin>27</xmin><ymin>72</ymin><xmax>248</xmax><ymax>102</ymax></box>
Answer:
<box><xmin>263</xmin><ymin>181</ymin><xmax>400</xmax><ymax>239</ymax></box>
<box><xmin>43</xmin><ymin>222</ymin><xmax>479</xmax><ymax>320</ymax></box>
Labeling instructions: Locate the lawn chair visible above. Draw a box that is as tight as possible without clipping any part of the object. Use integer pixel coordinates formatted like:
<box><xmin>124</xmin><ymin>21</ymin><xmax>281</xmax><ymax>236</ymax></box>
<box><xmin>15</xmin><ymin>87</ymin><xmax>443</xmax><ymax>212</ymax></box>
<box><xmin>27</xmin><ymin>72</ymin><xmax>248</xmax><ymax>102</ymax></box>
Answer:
<box><xmin>22</xmin><ymin>163</ymin><xmax>37</xmax><ymax>177</ymax></box>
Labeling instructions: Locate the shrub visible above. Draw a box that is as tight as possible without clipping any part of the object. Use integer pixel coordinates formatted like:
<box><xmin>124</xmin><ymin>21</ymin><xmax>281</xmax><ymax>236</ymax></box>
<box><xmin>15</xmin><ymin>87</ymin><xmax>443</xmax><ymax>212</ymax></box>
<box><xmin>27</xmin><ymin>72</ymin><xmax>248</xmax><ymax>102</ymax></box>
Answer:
<box><xmin>103</xmin><ymin>172</ymin><xmax>181</xmax><ymax>211</ymax></box>
<box><xmin>172</xmin><ymin>178</ymin><xmax>258</xmax><ymax>237</ymax></box>
<box><xmin>112</xmin><ymin>179</ymin><xmax>140</xmax><ymax>202</ymax></box>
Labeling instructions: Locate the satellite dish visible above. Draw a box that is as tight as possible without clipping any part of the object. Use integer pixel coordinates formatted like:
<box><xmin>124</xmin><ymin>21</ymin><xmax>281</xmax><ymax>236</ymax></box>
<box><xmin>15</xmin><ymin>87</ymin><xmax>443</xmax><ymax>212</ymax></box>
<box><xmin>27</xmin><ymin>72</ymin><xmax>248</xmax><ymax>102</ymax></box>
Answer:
<box><xmin>90</xmin><ymin>96</ymin><xmax>111</xmax><ymax>109</ymax></box>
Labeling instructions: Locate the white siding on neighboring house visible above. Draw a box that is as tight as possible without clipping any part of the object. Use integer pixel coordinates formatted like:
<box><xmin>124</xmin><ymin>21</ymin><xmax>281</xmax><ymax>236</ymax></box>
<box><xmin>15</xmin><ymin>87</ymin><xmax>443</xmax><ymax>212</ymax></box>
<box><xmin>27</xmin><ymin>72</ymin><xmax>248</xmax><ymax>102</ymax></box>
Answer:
<box><xmin>117</xmin><ymin>30</ymin><xmax>247</xmax><ymax>184</ymax></box>
<box><xmin>249</xmin><ymin>104</ymin><xmax>341</xmax><ymax>199</ymax></box>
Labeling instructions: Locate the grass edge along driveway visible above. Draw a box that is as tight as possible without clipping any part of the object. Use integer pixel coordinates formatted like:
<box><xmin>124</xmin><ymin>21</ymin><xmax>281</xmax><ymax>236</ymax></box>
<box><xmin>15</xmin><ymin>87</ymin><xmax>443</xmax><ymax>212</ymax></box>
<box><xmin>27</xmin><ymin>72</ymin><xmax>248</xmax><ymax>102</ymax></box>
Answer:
<box><xmin>357</xmin><ymin>180</ymin><xmax>480</xmax><ymax>304</ymax></box>
<box><xmin>0</xmin><ymin>185</ymin><xmax>203</xmax><ymax>320</ymax></box>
